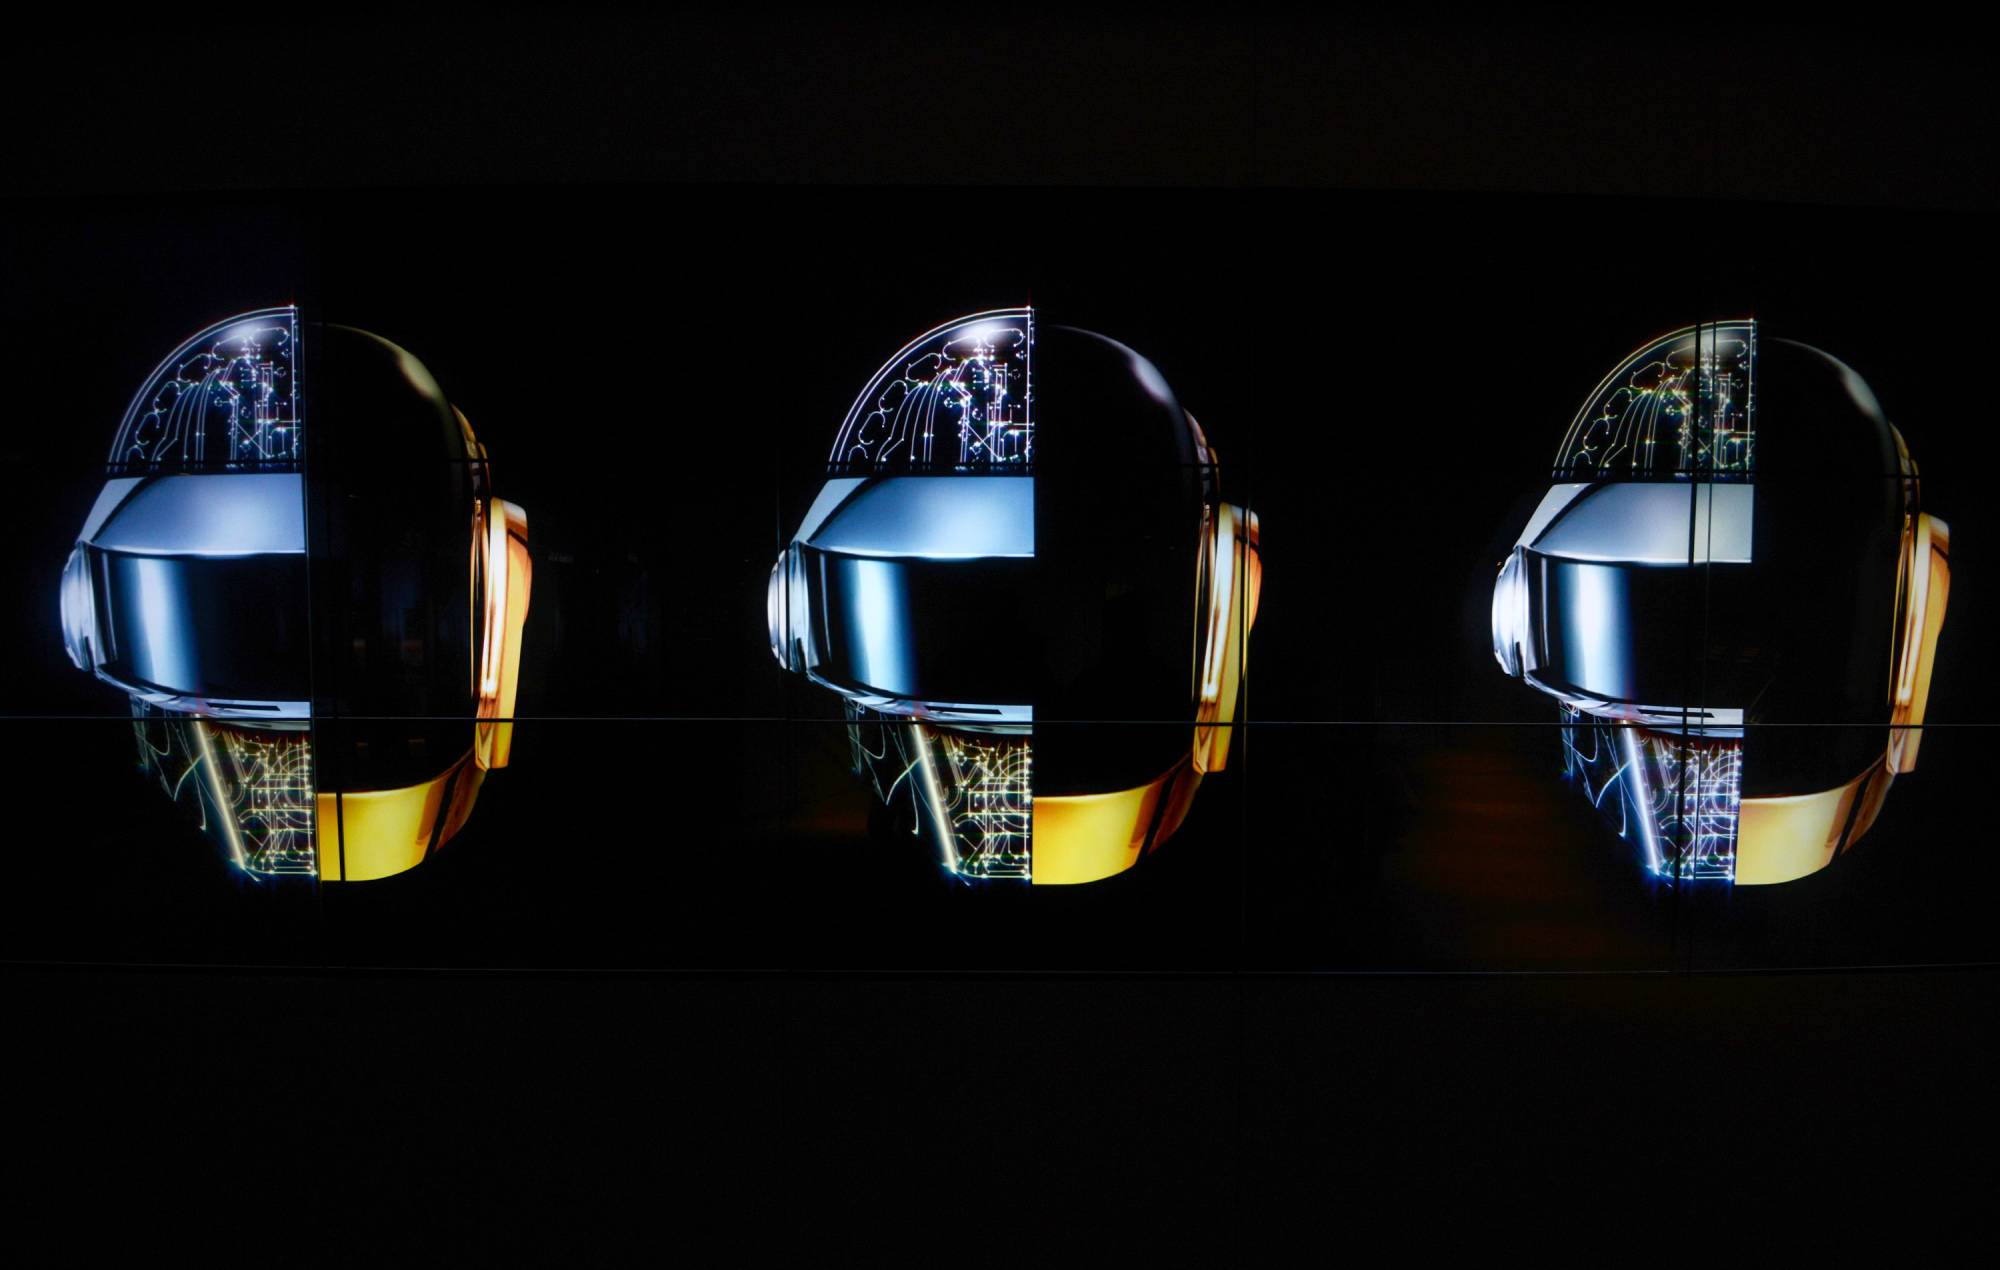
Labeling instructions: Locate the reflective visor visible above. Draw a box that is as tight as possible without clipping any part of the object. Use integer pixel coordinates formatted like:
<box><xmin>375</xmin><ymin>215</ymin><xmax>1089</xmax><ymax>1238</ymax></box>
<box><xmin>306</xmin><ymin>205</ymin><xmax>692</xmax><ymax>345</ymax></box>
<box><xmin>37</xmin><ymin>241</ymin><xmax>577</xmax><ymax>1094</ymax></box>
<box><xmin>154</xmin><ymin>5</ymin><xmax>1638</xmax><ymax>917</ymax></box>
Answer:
<box><xmin>90</xmin><ymin>548</ymin><xmax>309</xmax><ymax>704</ymax></box>
<box><xmin>801</xmin><ymin>546</ymin><xmax>1036</xmax><ymax>707</ymax></box>
<box><xmin>1524</xmin><ymin>551</ymin><xmax>1709</xmax><ymax>709</ymax></box>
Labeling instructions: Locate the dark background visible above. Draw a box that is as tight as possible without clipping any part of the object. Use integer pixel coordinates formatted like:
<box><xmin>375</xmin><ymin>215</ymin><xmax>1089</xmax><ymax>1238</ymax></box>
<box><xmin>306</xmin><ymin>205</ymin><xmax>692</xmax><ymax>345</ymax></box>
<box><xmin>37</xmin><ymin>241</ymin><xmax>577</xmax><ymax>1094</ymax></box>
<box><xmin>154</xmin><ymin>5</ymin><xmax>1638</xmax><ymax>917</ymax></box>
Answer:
<box><xmin>6</xmin><ymin>10</ymin><xmax>1995</xmax><ymax>1242</ymax></box>
<box><xmin>4</xmin><ymin>193</ymin><xmax>1989</xmax><ymax>971</ymax></box>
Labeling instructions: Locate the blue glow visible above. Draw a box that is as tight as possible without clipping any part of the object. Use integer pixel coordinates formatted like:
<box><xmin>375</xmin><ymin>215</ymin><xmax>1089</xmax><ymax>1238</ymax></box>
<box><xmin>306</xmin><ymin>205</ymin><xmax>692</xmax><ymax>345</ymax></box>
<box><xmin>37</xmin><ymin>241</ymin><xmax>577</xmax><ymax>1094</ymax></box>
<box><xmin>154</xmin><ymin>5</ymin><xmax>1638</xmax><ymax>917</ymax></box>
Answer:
<box><xmin>87</xmin><ymin>473</ymin><xmax>306</xmax><ymax>557</ymax></box>
<box><xmin>111</xmin><ymin>307</ymin><xmax>301</xmax><ymax>470</ymax></box>
<box><xmin>1556</xmin><ymin>562</ymin><xmax>1632</xmax><ymax>702</ymax></box>
<box><xmin>1533</xmin><ymin>482</ymin><xmax>1753</xmax><ymax>565</ymax></box>
<box><xmin>830</xmin><ymin>309</ymin><xmax>1033</xmax><ymax>469</ymax></box>
<box><xmin>840</xmin><ymin>558</ymin><xmax>916</xmax><ymax>695</ymax></box>
<box><xmin>1563</xmin><ymin>706</ymin><xmax>1742</xmax><ymax>883</ymax></box>
<box><xmin>130</xmin><ymin>557</ymin><xmax>195</xmax><ymax>692</ymax></box>
<box><xmin>805</xmin><ymin>476</ymin><xmax>1033</xmax><ymax>560</ymax></box>
<box><xmin>1553</xmin><ymin>320</ymin><xmax>1756</xmax><ymax>478</ymax></box>
<box><xmin>1131</xmin><ymin>353</ymin><xmax>1175</xmax><ymax>406</ymax></box>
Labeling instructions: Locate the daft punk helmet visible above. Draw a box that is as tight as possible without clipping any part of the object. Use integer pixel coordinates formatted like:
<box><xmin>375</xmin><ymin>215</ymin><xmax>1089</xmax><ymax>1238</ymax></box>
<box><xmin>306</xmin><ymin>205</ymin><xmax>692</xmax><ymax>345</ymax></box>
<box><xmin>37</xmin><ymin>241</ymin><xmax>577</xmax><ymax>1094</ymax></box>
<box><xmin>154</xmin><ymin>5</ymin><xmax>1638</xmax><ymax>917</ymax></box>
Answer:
<box><xmin>769</xmin><ymin>309</ymin><xmax>1261</xmax><ymax>885</ymax></box>
<box><xmin>59</xmin><ymin>307</ymin><xmax>532</xmax><ymax>882</ymax></box>
<box><xmin>1491</xmin><ymin>320</ymin><xmax>1949</xmax><ymax>884</ymax></box>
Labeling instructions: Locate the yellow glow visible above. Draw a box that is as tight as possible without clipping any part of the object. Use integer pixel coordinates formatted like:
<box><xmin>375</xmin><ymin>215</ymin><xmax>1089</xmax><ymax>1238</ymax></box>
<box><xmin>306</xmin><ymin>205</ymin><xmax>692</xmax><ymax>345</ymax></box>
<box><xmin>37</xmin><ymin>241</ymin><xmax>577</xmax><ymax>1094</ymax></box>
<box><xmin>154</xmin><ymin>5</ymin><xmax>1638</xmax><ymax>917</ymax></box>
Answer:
<box><xmin>1739</xmin><ymin>499</ymin><xmax>1945</xmax><ymax>880</ymax></box>
<box><xmin>1032</xmin><ymin>760</ymin><xmax>1198</xmax><ymax>885</ymax></box>
<box><xmin>1892</xmin><ymin>517</ymin><xmax>1949</xmax><ymax>772</ymax></box>
<box><xmin>479</xmin><ymin>508</ymin><xmax>509</xmax><ymax>700</ymax></box>
<box><xmin>302</xmin><ymin>410</ymin><xmax>528</xmax><ymax>883</ymax></box>
<box><xmin>316</xmin><ymin>752</ymin><xmax>486</xmax><ymax>882</ymax></box>
<box><xmin>1737</xmin><ymin>763</ymin><xmax>1890</xmax><ymax>886</ymax></box>
<box><xmin>190</xmin><ymin>719</ymin><xmax>249</xmax><ymax>873</ymax></box>
<box><xmin>1192</xmin><ymin>503</ymin><xmax>1257</xmax><ymax>776</ymax></box>
<box><xmin>1199</xmin><ymin>507</ymin><xmax>1234</xmax><ymax>704</ymax></box>
<box><xmin>475</xmin><ymin>502</ymin><xmax>532</xmax><ymax>771</ymax></box>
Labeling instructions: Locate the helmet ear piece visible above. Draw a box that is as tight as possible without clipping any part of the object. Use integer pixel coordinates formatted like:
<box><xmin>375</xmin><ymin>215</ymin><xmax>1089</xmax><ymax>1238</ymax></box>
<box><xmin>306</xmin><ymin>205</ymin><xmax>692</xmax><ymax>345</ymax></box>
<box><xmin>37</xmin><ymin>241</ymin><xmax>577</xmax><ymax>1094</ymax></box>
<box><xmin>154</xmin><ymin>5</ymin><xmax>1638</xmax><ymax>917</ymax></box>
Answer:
<box><xmin>469</xmin><ymin>480</ymin><xmax>532</xmax><ymax>769</ymax></box>
<box><xmin>1888</xmin><ymin>512</ymin><xmax>1949</xmax><ymax>773</ymax></box>
<box><xmin>1182</xmin><ymin>406</ymin><xmax>1259</xmax><ymax>775</ymax></box>
<box><xmin>59</xmin><ymin>546</ymin><xmax>97</xmax><ymax>671</ymax></box>
<box><xmin>472</xmin><ymin>496</ymin><xmax>531</xmax><ymax>770</ymax></box>
<box><xmin>452</xmin><ymin>405</ymin><xmax>534</xmax><ymax>772</ymax></box>
<box><xmin>473</xmin><ymin>495</ymin><xmax>531</xmax><ymax>770</ymax></box>
<box><xmin>1240</xmin><ymin>508</ymin><xmax>1262</xmax><ymax>631</ymax></box>
<box><xmin>1192</xmin><ymin>502</ymin><xmax>1258</xmax><ymax>775</ymax></box>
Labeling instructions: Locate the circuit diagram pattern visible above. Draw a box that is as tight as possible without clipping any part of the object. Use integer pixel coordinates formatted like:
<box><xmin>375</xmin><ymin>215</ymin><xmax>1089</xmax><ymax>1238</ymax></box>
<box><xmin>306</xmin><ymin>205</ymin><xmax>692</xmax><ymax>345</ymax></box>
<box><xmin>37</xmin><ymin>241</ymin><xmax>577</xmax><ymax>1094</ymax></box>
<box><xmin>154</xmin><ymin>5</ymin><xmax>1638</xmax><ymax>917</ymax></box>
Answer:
<box><xmin>824</xmin><ymin>311</ymin><xmax>1039</xmax><ymax>879</ymax></box>
<box><xmin>934</xmin><ymin>728</ymin><xmax>1033</xmax><ymax>880</ymax></box>
<box><xmin>110</xmin><ymin>308</ymin><xmax>302</xmax><ymax>471</ymax></box>
<box><xmin>848</xmin><ymin>705</ymin><xmax>1034</xmax><ymax>882</ymax></box>
<box><xmin>1561</xmin><ymin>705</ymin><xmax>1742</xmax><ymax>882</ymax></box>
<box><xmin>1553</xmin><ymin>322</ymin><xmax>1756</xmax><ymax>480</ymax></box>
<box><xmin>134</xmin><ymin>705</ymin><xmax>318</xmax><ymax>877</ymax></box>
<box><xmin>830</xmin><ymin>313</ymin><xmax>1032</xmax><ymax>470</ymax></box>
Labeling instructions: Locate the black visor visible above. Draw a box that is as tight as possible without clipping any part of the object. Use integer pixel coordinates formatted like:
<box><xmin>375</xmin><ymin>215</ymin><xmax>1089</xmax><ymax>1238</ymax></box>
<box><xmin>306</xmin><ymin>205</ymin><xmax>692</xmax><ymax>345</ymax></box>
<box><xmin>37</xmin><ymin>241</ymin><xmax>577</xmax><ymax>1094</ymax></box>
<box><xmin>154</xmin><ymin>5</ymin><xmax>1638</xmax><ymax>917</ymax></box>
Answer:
<box><xmin>804</xmin><ymin>547</ymin><xmax>1037</xmax><ymax>707</ymax></box>
<box><xmin>1527</xmin><ymin>552</ymin><xmax>1714</xmax><ymax>710</ymax></box>
<box><xmin>92</xmin><ymin>549</ymin><xmax>310</xmax><ymax>704</ymax></box>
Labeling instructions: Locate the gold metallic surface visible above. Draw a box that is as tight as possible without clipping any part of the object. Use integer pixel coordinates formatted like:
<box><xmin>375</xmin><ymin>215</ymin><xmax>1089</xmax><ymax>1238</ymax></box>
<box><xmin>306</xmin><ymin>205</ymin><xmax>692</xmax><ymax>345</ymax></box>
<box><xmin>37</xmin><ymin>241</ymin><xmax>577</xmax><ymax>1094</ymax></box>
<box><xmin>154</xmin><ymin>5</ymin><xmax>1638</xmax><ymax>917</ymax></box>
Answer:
<box><xmin>476</xmin><ymin>500</ymin><xmax>532</xmax><ymax>772</ymax></box>
<box><xmin>1890</xmin><ymin>516</ymin><xmax>1949</xmax><ymax>773</ymax></box>
<box><xmin>1192</xmin><ymin>502</ymin><xmax>1257</xmax><ymax>777</ymax></box>
<box><xmin>316</xmin><ymin>751</ymin><xmax>486</xmax><ymax>882</ymax></box>
<box><xmin>1028</xmin><ymin>466</ymin><xmax>1258</xmax><ymax>882</ymax></box>
<box><xmin>1032</xmin><ymin>759</ymin><xmax>1199</xmax><ymax>886</ymax></box>
<box><xmin>1724</xmin><ymin>437</ymin><xmax>1949</xmax><ymax>883</ymax></box>
<box><xmin>1736</xmin><ymin>763</ymin><xmax>1884</xmax><ymax>885</ymax></box>
<box><xmin>309</xmin><ymin>409</ymin><xmax>530</xmax><ymax>882</ymax></box>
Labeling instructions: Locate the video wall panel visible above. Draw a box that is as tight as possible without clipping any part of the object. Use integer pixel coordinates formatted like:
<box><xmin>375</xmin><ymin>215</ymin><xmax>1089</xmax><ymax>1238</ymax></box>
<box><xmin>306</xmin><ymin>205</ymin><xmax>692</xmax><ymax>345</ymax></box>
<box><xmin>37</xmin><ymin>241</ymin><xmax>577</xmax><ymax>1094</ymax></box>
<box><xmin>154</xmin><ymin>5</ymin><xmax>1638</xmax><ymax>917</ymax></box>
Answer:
<box><xmin>3</xmin><ymin>190</ymin><xmax>1987</xmax><ymax>972</ymax></box>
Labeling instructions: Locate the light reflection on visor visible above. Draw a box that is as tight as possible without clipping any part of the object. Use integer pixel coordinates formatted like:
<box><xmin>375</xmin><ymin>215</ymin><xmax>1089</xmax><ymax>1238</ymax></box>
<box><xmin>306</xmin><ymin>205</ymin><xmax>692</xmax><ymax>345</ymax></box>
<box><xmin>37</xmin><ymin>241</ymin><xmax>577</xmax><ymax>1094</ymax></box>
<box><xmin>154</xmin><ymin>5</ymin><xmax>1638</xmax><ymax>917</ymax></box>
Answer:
<box><xmin>1525</xmin><ymin>552</ymin><xmax>1704</xmax><ymax>708</ymax></box>
<box><xmin>90</xmin><ymin>549</ymin><xmax>309</xmax><ymax>705</ymax></box>
<box><xmin>803</xmin><ymin>547</ymin><xmax>1037</xmax><ymax>708</ymax></box>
